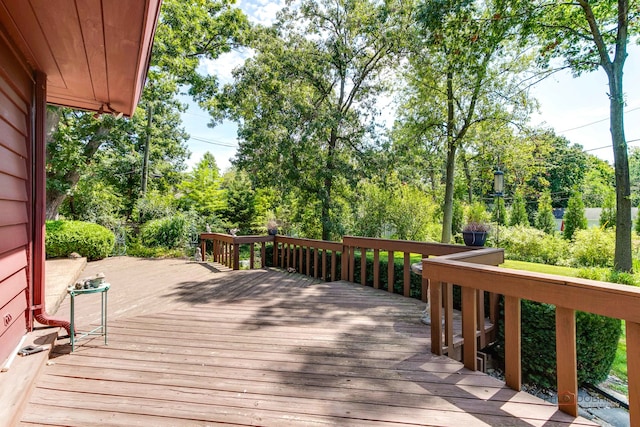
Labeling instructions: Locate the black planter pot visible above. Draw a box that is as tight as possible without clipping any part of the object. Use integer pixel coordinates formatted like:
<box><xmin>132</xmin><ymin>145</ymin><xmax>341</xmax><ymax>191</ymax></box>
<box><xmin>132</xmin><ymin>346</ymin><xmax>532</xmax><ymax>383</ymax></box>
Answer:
<box><xmin>268</xmin><ymin>228</ymin><xmax>278</xmax><ymax>236</ymax></box>
<box><xmin>462</xmin><ymin>231</ymin><xmax>487</xmax><ymax>246</ymax></box>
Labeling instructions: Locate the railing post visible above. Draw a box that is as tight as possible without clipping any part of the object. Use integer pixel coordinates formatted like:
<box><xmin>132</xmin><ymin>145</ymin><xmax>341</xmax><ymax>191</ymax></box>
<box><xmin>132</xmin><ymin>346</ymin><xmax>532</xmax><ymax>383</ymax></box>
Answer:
<box><xmin>556</xmin><ymin>307</ymin><xmax>578</xmax><ymax>417</ymax></box>
<box><xmin>430</xmin><ymin>280</ymin><xmax>443</xmax><ymax>355</ymax></box>
<box><xmin>249</xmin><ymin>243</ymin><xmax>255</xmax><ymax>269</ymax></box>
<box><xmin>341</xmin><ymin>244</ymin><xmax>349</xmax><ymax>281</ymax></box>
<box><xmin>233</xmin><ymin>243</ymin><xmax>240</xmax><ymax>270</ymax></box>
<box><xmin>373</xmin><ymin>249</ymin><xmax>380</xmax><ymax>289</ymax></box>
<box><xmin>261</xmin><ymin>242</ymin><xmax>266</xmax><ymax>268</ymax></box>
<box><xmin>627</xmin><ymin>321</ymin><xmax>640</xmax><ymax>426</ymax></box>
<box><xmin>272</xmin><ymin>239</ymin><xmax>278</xmax><ymax>267</ymax></box>
<box><xmin>348</xmin><ymin>247</ymin><xmax>355</xmax><ymax>282</ymax></box>
<box><xmin>306</xmin><ymin>246</ymin><xmax>311</xmax><ymax>276</ymax></box>
<box><xmin>462</xmin><ymin>286</ymin><xmax>477</xmax><ymax>370</ymax></box>
<box><xmin>314</xmin><ymin>247</ymin><xmax>319</xmax><ymax>279</ymax></box>
<box><xmin>387</xmin><ymin>251</ymin><xmax>394</xmax><ymax>293</ymax></box>
<box><xmin>504</xmin><ymin>295</ymin><xmax>521</xmax><ymax>390</ymax></box>
<box><xmin>403</xmin><ymin>252</ymin><xmax>410</xmax><ymax>297</ymax></box>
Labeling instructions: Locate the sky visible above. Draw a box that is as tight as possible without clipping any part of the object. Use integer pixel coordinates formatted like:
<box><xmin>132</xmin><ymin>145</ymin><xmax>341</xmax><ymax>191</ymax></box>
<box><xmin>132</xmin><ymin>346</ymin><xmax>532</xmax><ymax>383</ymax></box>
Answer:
<box><xmin>179</xmin><ymin>1</ymin><xmax>640</xmax><ymax>172</ymax></box>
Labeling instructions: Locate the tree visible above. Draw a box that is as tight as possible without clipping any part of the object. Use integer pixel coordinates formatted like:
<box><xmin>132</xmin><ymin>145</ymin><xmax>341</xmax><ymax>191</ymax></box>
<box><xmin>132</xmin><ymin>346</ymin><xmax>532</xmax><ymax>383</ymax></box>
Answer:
<box><xmin>563</xmin><ymin>189</ymin><xmax>588</xmax><ymax>240</ymax></box>
<box><xmin>524</xmin><ymin>0</ymin><xmax>638</xmax><ymax>270</ymax></box>
<box><xmin>407</xmin><ymin>0</ymin><xmax>534</xmax><ymax>243</ymax></box>
<box><xmin>225</xmin><ymin>0</ymin><xmax>410</xmax><ymax>240</ymax></box>
<box><xmin>535</xmin><ymin>190</ymin><xmax>556</xmax><ymax>233</ymax></box>
<box><xmin>177</xmin><ymin>152</ymin><xmax>226</xmax><ymax>216</ymax></box>
<box><xmin>600</xmin><ymin>190</ymin><xmax>617</xmax><ymax>228</ymax></box>
<box><xmin>222</xmin><ymin>169</ymin><xmax>256</xmax><ymax>232</ymax></box>
<box><xmin>509</xmin><ymin>190</ymin><xmax>529</xmax><ymax>226</ymax></box>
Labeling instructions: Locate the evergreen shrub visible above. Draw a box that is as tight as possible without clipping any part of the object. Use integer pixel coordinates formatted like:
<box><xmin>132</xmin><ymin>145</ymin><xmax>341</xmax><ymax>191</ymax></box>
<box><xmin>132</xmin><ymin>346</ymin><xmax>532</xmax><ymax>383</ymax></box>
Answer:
<box><xmin>500</xmin><ymin>226</ymin><xmax>569</xmax><ymax>265</ymax></box>
<box><xmin>571</xmin><ymin>227</ymin><xmax>615</xmax><ymax>267</ymax></box>
<box><xmin>140</xmin><ymin>214</ymin><xmax>191</xmax><ymax>249</ymax></box>
<box><xmin>45</xmin><ymin>220</ymin><xmax>114</xmax><ymax>260</ymax></box>
<box><xmin>498</xmin><ymin>300</ymin><xmax>621</xmax><ymax>389</ymax></box>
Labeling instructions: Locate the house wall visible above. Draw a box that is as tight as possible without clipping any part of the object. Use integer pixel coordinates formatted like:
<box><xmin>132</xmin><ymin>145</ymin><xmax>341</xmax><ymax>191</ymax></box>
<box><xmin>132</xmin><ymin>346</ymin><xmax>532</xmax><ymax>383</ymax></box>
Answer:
<box><xmin>0</xmin><ymin>27</ymin><xmax>35</xmax><ymax>366</ymax></box>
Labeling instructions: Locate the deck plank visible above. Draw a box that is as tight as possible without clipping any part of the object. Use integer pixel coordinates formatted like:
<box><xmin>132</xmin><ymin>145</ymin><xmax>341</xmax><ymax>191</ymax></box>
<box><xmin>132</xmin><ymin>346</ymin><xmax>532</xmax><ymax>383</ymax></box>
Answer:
<box><xmin>19</xmin><ymin>258</ymin><xmax>597</xmax><ymax>426</ymax></box>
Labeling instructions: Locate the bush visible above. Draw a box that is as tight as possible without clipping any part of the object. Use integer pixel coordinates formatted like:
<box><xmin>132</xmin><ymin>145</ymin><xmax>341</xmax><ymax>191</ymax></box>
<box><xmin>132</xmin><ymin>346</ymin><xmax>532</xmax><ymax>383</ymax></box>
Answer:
<box><xmin>571</xmin><ymin>227</ymin><xmax>615</xmax><ymax>268</ymax></box>
<box><xmin>45</xmin><ymin>220</ymin><xmax>115</xmax><ymax>260</ymax></box>
<box><xmin>139</xmin><ymin>214</ymin><xmax>191</xmax><ymax>249</ymax></box>
<box><xmin>577</xmin><ymin>267</ymin><xmax>639</xmax><ymax>286</ymax></box>
<box><xmin>500</xmin><ymin>226</ymin><xmax>570</xmax><ymax>265</ymax></box>
<box><xmin>498</xmin><ymin>300</ymin><xmax>621</xmax><ymax>389</ymax></box>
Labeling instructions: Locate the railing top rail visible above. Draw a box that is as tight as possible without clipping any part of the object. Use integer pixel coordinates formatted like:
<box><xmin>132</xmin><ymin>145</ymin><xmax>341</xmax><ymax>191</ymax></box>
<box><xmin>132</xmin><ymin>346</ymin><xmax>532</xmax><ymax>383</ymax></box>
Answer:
<box><xmin>423</xmin><ymin>256</ymin><xmax>640</xmax><ymax>323</ymax></box>
<box><xmin>275</xmin><ymin>235</ymin><xmax>343</xmax><ymax>251</ymax></box>
<box><xmin>199</xmin><ymin>233</ymin><xmax>274</xmax><ymax>244</ymax></box>
<box><xmin>343</xmin><ymin>235</ymin><xmax>481</xmax><ymax>256</ymax></box>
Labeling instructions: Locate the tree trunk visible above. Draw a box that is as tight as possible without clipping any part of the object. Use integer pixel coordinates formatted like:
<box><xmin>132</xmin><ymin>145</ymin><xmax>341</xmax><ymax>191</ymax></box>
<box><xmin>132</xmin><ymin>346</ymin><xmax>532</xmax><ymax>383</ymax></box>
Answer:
<box><xmin>441</xmin><ymin>71</ymin><xmax>456</xmax><ymax>243</ymax></box>
<box><xmin>609</xmin><ymin>65</ymin><xmax>632</xmax><ymax>272</ymax></box>
<box><xmin>461</xmin><ymin>151</ymin><xmax>473</xmax><ymax>203</ymax></box>
<box><xmin>321</xmin><ymin>128</ymin><xmax>337</xmax><ymax>241</ymax></box>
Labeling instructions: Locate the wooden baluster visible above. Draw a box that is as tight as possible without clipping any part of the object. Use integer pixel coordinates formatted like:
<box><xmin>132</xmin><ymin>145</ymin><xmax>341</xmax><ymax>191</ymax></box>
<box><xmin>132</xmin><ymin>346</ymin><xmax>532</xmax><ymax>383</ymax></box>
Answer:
<box><xmin>444</xmin><ymin>283</ymin><xmax>454</xmax><ymax>355</ymax></box>
<box><xmin>349</xmin><ymin>247</ymin><xmax>355</xmax><ymax>282</ymax></box>
<box><xmin>504</xmin><ymin>295</ymin><xmax>521</xmax><ymax>390</ymax></box>
<box><xmin>306</xmin><ymin>246</ymin><xmax>310</xmax><ymax>276</ymax></box>
<box><xmin>477</xmin><ymin>290</ymin><xmax>486</xmax><ymax>349</ymax></box>
<box><xmin>360</xmin><ymin>247</ymin><xmax>366</xmax><ymax>286</ymax></box>
<box><xmin>462</xmin><ymin>286</ymin><xmax>477</xmax><ymax>370</ymax></box>
<box><xmin>292</xmin><ymin>244</ymin><xmax>296</xmax><ymax>270</ymax></box>
<box><xmin>233</xmin><ymin>243</ymin><xmax>240</xmax><ymax>270</ymax></box>
<box><xmin>430</xmin><ymin>280</ymin><xmax>443</xmax><ymax>355</ymax></box>
<box><xmin>556</xmin><ymin>307</ymin><xmax>578</xmax><ymax>417</ymax></box>
<box><xmin>249</xmin><ymin>244</ymin><xmax>255</xmax><ymax>269</ymax></box>
<box><xmin>341</xmin><ymin>246</ymin><xmax>348</xmax><ymax>281</ymax></box>
<box><xmin>387</xmin><ymin>251</ymin><xmax>394</xmax><ymax>293</ymax></box>
<box><xmin>403</xmin><ymin>252</ymin><xmax>410</xmax><ymax>297</ymax></box>
<box><xmin>272</xmin><ymin>240</ymin><xmax>278</xmax><ymax>267</ymax></box>
<box><xmin>322</xmin><ymin>249</ymin><xmax>327</xmax><ymax>280</ymax></box>
<box><xmin>314</xmin><ymin>247</ymin><xmax>319</xmax><ymax>279</ymax></box>
<box><xmin>627</xmin><ymin>321</ymin><xmax>640</xmax><ymax>426</ymax></box>
<box><xmin>201</xmin><ymin>239</ymin><xmax>206</xmax><ymax>263</ymax></box>
<box><xmin>261</xmin><ymin>242</ymin><xmax>266</xmax><ymax>268</ymax></box>
<box><xmin>332</xmin><ymin>250</ymin><xmax>338</xmax><ymax>281</ymax></box>
<box><xmin>373</xmin><ymin>249</ymin><xmax>380</xmax><ymax>289</ymax></box>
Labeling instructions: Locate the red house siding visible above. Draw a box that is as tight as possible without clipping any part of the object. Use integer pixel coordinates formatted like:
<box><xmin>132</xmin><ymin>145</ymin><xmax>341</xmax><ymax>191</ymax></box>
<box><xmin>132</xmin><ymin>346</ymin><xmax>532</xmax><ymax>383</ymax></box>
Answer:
<box><xmin>0</xmin><ymin>28</ymin><xmax>34</xmax><ymax>365</ymax></box>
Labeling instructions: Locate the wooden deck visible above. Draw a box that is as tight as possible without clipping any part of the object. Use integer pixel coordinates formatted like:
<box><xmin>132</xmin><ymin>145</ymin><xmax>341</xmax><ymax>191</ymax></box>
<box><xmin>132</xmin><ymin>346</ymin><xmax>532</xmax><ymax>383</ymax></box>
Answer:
<box><xmin>19</xmin><ymin>257</ymin><xmax>596</xmax><ymax>426</ymax></box>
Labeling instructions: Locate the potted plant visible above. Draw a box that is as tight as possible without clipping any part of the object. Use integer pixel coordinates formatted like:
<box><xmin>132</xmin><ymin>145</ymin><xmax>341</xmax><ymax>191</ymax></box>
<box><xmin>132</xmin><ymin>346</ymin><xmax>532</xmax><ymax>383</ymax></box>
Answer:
<box><xmin>462</xmin><ymin>221</ymin><xmax>490</xmax><ymax>246</ymax></box>
<box><xmin>266</xmin><ymin>219</ymin><xmax>279</xmax><ymax>235</ymax></box>
<box><xmin>462</xmin><ymin>202</ymin><xmax>490</xmax><ymax>246</ymax></box>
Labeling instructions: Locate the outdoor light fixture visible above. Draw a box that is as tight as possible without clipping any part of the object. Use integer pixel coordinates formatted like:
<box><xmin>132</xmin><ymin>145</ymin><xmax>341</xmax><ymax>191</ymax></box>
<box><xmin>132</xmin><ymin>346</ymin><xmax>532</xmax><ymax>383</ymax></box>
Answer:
<box><xmin>494</xmin><ymin>169</ymin><xmax>504</xmax><ymax>196</ymax></box>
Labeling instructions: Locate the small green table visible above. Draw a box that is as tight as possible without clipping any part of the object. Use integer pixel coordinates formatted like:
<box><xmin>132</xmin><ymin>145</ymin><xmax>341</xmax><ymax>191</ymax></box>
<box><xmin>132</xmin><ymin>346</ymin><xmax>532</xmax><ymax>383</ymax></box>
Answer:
<box><xmin>68</xmin><ymin>283</ymin><xmax>110</xmax><ymax>351</ymax></box>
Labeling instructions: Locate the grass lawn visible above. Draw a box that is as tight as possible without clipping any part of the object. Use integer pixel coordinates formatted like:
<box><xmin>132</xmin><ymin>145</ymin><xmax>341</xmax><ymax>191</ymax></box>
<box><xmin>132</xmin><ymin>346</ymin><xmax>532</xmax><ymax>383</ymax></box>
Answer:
<box><xmin>502</xmin><ymin>258</ymin><xmax>627</xmax><ymax>393</ymax></box>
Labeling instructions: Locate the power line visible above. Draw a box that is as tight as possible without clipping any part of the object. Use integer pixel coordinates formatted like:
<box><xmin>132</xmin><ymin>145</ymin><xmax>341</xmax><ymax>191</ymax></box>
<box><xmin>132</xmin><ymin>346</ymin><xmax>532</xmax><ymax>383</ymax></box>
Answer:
<box><xmin>189</xmin><ymin>135</ymin><xmax>237</xmax><ymax>147</ymax></box>
<box><xmin>558</xmin><ymin>105</ymin><xmax>640</xmax><ymax>133</ymax></box>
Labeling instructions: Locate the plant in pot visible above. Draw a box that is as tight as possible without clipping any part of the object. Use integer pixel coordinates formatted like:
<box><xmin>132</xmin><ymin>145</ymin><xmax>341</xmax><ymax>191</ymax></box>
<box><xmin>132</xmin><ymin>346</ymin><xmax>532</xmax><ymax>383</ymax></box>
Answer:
<box><xmin>266</xmin><ymin>219</ymin><xmax>279</xmax><ymax>235</ymax></box>
<box><xmin>462</xmin><ymin>202</ymin><xmax>490</xmax><ymax>246</ymax></box>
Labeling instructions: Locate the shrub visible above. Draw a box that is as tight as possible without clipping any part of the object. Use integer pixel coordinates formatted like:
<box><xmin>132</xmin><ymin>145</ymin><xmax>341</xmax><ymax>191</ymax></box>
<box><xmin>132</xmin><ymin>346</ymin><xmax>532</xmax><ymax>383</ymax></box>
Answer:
<box><xmin>577</xmin><ymin>267</ymin><xmax>639</xmax><ymax>286</ymax></box>
<box><xmin>498</xmin><ymin>300</ymin><xmax>621</xmax><ymax>389</ymax></box>
<box><xmin>500</xmin><ymin>226</ymin><xmax>570</xmax><ymax>265</ymax></box>
<box><xmin>45</xmin><ymin>220</ymin><xmax>114</xmax><ymax>260</ymax></box>
<box><xmin>563</xmin><ymin>189</ymin><xmax>587</xmax><ymax>240</ymax></box>
<box><xmin>571</xmin><ymin>227</ymin><xmax>615</xmax><ymax>267</ymax></box>
<box><xmin>509</xmin><ymin>190</ymin><xmax>529</xmax><ymax>227</ymax></box>
<box><xmin>139</xmin><ymin>214</ymin><xmax>191</xmax><ymax>249</ymax></box>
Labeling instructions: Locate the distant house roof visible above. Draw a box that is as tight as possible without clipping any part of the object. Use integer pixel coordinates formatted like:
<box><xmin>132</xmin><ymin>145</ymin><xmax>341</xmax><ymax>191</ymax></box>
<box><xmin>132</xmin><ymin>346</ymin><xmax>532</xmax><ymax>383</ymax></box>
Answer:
<box><xmin>0</xmin><ymin>0</ymin><xmax>162</xmax><ymax>116</ymax></box>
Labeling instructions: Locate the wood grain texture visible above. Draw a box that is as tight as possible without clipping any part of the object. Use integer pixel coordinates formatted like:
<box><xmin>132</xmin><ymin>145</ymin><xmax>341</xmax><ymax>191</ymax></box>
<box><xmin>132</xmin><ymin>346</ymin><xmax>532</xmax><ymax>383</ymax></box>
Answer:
<box><xmin>18</xmin><ymin>258</ymin><xmax>595</xmax><ymax>426</ymax></box>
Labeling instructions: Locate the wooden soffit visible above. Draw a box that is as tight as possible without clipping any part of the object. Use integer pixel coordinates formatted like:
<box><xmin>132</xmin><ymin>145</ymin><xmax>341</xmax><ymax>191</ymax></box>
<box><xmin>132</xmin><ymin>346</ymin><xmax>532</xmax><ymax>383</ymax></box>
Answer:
<box><xmin>0</xmin><ymin>0</ymin><xmax>162</xmax><ymax>117</ymax></box>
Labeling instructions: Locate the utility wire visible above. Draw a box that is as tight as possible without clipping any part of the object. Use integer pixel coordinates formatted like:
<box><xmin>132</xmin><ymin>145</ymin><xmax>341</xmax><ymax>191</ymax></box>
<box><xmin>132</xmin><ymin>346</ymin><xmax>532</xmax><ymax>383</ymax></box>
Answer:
<box><xmin>189</xmin><ymin>135</ymin><xmax>237</xmax><ymax>147</ymax></box>
<box><xmin>558</xmin><ymin>105</ymin><xmax>640</xmax><ymax>133</ymax></box>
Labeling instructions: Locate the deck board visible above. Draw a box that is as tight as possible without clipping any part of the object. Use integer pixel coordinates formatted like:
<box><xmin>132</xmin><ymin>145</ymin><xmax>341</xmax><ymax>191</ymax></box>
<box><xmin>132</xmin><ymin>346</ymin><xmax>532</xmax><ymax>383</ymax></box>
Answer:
<box><xmin>19</xmin><ymin>257</ymin><xmax>596</xmax><ymax>426</ymax></box>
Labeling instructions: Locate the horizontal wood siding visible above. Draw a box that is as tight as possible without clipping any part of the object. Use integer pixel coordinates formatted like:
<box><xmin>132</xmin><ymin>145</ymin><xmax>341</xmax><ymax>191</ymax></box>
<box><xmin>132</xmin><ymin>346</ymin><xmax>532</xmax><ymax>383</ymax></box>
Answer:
<box><xmin>0</xmin><ymin>27</ymin><xmax>32</xmax><ymax>366</ymax></box>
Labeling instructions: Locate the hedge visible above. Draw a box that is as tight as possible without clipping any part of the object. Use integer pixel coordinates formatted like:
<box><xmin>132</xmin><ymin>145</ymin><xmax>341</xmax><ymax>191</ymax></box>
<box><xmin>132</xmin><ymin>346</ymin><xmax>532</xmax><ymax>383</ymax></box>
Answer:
<box><xmin>45</xmin><ymin>220</ymin><xmax>115</xmax><ymax>261</ymax></box>
<box><xmin>497</xmin><ymin>299</ymin><xmax>621</xmax><ymax>389</ymax></box>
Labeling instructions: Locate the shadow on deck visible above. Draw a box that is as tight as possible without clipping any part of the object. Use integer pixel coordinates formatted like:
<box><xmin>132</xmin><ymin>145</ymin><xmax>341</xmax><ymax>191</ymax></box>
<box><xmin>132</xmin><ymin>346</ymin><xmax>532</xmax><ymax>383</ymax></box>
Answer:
<box><xmin>19</xmin><ymin>257</ymin><xmax>596</xmax><ymax>426</ymax></box>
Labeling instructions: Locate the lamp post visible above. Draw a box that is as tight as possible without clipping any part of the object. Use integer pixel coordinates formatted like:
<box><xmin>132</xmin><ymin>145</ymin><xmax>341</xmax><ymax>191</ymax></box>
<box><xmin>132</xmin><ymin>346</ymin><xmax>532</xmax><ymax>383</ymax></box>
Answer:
<box><xmin>494</xmin><ymin>169</ymin><xmax>504</xmax><ymax>247</ymax></box>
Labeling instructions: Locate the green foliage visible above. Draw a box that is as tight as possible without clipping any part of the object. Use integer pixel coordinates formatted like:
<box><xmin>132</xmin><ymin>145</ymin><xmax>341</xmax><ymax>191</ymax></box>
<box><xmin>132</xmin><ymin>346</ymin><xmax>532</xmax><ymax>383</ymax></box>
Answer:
<box><xmin>491</xmin><ymin>197</ymin><xmax>507</xmax><ymax>226</ymax></box>
<box><xmin>563</xmin><ymin>189</ymin><xmax>587</xmax><ymax>240</ymax></box>
<box><xmin>177</xmin><ymin>152</ymin><xmax>227</xmax><ymax>216</ymax></box>
<box><xmin>59</xmin><ymin>175</ymin><xmax>124</xmax><ymax>229</ymax></box>
<box><xmin>222</xmin><ymin>169</ymin><xmax>256</xmax><ymax>233</ymax></box>
<box><xmin>353</xmin><ymin>181</ymin><xmax>390</xmax><ymax>238</ymax></box>
<box><xmin>509</xmin><ymin>190</ymin><xmax>529</xmax><ymax>226</ymax></box>
<box><xmin>500</xmin><ymin>226</ymin><xmax>570</xmax><ymax>265</ymax></box>
<box><xmin>577</xmin><ymin>267</ymin><xmax>638</xmax><ymax>286</ymax></box>
<box><xmin>45</xmin><ymin>220</ymin><xmax>115</xmax><ymax>261</ymax></box>
<box><xmin>388</xmin><ymin>184</ymin><xmax>439</xmax><ymax>241</ymax></box>
<box><xmin>636</xmin><ymin>211</ymin><xmax>640</xmax><ymax>235</ymax></box>
<box><xmin>498</xmin><ymin>301</ymin><xmax>621</xmax><ymax>389</ymax></box>
<box><xmin>465</xmin><ymin>202</ymin><xmax>490</xmax><ymax>224</ymax></box>
<box><xmin>534</xmin><ymin>190</ymin><xmax>556</xmax><ymax>234</ymax></box>
<box><xmin>132</xmin><ymin>190</ymin><xmax>177</xmax><ymax>223</ymax></box>
<box><xmin>571</xmin><ymin>227</ymin><xmax>615</xmax><ymax>268</ymax></box>
<box><xmin>599</xmin><ymin>190</ymin><xmax>616</xmax><ymax>228</ymax></box>
<box><xmin>452</xmin><ymin>199</ymin><xmax>464</xmax><ymax>235</ymax></box>
<box><xmin>139</xmin><ymin>213</ymin><xmax>193</xmax><ymax>249</ymax></box>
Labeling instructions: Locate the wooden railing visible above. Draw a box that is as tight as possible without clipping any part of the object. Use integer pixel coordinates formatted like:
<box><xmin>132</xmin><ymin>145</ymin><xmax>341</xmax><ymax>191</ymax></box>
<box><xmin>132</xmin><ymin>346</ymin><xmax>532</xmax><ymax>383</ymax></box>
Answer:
<box><xmin>200</xmin><ymin>233</ymin><xmax>273</xmax><ymax>270</ymax></box>
<box><xmin>422</xmin><ymin>252</ymin><xmax>639</xmax><ymax>422</ymax></box>
<box><xmin>272</xmin><ymin>236</ymin><xmax>343</xmax><ymax>281</ymax></box>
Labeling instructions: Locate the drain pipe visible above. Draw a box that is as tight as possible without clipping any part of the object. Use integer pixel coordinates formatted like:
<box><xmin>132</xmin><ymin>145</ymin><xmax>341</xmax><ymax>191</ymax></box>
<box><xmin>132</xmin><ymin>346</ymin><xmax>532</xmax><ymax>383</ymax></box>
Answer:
<box><xmin>31</xmin><ymin>71</ymin><xmax>71</xmax><ymax>335</ymax></box>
